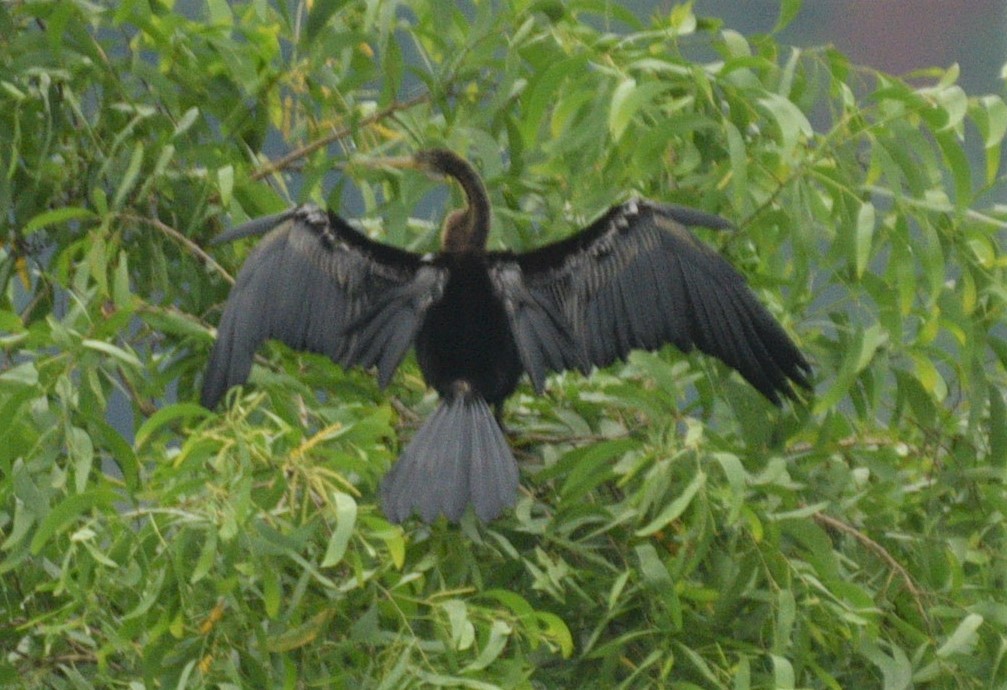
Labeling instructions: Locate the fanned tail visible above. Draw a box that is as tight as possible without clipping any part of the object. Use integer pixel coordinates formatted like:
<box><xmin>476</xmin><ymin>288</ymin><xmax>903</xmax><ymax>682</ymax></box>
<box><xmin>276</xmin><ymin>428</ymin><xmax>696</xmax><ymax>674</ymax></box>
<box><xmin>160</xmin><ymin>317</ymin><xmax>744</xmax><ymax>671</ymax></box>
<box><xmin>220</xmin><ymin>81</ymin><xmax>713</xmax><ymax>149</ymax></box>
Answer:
<box><xmin>381</xmin><ymin>387</ymin><xmax>518</xmax><ymax>523</ymax></box>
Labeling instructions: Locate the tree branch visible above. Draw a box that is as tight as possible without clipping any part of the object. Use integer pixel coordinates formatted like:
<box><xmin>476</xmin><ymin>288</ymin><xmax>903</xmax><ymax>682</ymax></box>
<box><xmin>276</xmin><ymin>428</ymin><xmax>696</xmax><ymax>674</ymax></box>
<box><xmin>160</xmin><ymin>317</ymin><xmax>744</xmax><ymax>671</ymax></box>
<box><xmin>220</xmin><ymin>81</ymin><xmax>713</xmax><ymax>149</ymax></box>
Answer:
<box><xmin>123</xmin><ymin>213</ymin><xmax>234</xmax><ymax>285</ymax></box>
<box><xmin>812</xmin><ymin>510</ymin><xmax>931</xmax><ymax>631</ymax></box>
<box><xmin>250</xmin><ymin>93</ymin><xmax>432</xmax><ymax>181</ymax></box>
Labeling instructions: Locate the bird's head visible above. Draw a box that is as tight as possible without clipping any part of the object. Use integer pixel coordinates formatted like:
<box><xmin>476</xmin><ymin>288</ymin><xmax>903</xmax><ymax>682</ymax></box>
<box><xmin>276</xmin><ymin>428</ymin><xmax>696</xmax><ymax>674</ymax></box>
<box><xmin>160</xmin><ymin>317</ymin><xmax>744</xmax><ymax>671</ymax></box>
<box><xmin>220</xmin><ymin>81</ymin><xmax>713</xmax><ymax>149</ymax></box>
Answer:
<box><xmin>364</xmin><ymin>148</ymin><xmax>491</xmax><ymax>253</ymax></box>
<box><xmin>411</xmin><ymin>148</ymin><xmax>472</xmax><ymax>181</ymax></box>
<box><xmin>369</xmin><ymin>148</ymin><xmax>474</xmax><ymax>182</ymax></box>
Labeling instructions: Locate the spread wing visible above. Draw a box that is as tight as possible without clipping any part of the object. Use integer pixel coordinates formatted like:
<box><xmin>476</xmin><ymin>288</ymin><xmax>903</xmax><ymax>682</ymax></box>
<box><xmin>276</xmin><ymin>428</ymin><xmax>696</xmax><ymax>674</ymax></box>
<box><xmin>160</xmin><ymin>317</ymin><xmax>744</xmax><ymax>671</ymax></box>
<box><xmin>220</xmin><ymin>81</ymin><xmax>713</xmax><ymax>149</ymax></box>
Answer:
<box><xmin>488</xmin><ymin>199</ymin><xmax>811</xmax><ymax>404</ymax></box>
<box><xmin>201</xmin><ymin>204</ymin><xmax>447</xmax><ymax>408</ymax></box>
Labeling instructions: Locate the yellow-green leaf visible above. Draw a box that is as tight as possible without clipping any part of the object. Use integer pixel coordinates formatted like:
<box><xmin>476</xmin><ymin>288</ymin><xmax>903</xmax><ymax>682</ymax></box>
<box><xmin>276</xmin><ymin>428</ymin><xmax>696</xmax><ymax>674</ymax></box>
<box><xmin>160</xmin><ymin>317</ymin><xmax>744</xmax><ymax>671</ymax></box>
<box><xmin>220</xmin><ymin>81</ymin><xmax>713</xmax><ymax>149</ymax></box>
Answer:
<box><xmin>321</xmin><ymin>491</ymin><xmax>357</xmax><ymax>567</ymax></box>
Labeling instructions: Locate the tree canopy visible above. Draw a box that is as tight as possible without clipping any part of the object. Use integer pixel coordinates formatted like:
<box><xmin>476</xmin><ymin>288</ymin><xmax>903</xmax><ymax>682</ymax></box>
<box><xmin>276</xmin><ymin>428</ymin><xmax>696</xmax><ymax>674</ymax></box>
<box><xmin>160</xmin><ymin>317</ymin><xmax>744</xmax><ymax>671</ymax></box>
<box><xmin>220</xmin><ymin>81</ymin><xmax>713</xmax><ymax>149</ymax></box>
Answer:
<box><xmin>2</xmin><ymin>1</ymin><xmax>1007</xmax><ymax>687</ymax></box>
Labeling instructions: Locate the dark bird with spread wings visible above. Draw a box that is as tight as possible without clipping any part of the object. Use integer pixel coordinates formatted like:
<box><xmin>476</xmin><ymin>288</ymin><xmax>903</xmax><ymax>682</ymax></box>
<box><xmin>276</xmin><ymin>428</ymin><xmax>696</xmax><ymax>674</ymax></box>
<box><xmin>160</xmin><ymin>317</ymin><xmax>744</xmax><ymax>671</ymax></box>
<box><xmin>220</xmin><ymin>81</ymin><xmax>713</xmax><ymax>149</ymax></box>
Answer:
<box><xmin>201</xmin><ymin>149</ymin><xmax>811</xmax><ymax>523</ymax></box>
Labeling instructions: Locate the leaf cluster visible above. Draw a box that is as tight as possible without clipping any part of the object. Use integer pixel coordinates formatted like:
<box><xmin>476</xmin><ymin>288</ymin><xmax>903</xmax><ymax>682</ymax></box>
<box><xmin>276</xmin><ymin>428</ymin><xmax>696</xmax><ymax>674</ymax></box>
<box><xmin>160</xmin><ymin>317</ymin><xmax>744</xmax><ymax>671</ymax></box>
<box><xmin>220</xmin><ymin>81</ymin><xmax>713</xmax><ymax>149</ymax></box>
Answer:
<box><xmin>2</xmin><ymin>1</ymin><xmax>1007</xmax><ymax>688</ymax></box>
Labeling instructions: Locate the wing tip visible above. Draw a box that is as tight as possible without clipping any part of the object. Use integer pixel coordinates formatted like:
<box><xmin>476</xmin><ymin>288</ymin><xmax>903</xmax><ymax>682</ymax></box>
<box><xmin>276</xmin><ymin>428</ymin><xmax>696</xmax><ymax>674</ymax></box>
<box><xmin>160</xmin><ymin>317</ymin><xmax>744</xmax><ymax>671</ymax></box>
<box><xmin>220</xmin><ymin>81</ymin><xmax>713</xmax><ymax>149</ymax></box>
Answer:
<box><xmin>768</xmin><ymin>357</ymin><xmax>814</xmax><ymax>407</ymax></box>
<box><xmin>643</xmin><ymin>199</ymin><xmax>734</xmax><ymax>231</ymax></box>
<box><xmin>210</xmin><ymin>208</ymin><xmax>300</xmax><ymax>246</ymax></box>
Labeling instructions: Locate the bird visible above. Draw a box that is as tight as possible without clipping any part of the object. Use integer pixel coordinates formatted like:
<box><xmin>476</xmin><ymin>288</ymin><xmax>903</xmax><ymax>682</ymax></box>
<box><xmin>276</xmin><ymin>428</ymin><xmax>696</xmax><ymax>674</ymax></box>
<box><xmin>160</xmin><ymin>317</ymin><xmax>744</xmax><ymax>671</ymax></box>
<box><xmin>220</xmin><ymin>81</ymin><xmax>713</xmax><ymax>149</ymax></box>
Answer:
<box><xmin>201</xmin><ymin>148</ymin><xmax>811</xmax><ymax>524</ymax></box>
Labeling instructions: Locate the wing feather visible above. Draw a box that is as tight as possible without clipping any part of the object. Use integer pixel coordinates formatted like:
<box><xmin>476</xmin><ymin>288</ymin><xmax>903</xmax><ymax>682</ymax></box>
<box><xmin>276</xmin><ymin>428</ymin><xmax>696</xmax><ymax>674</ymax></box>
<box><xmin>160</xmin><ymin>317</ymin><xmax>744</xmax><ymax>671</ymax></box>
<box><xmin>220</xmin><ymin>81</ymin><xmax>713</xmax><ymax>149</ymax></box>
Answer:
<box><xmin>486</xmin><ymin>262</ymin><xmax>581</xmax><ymax>392</ymax></box>
<box><xmin>488</xmin><ymin>199</ymin><xmax>810</xmax><ymax>404</ymax></box>
<box><xmin>201</xmin><ymin>204</ymin><xmax>446</xmax><ymax>408</ymax></box>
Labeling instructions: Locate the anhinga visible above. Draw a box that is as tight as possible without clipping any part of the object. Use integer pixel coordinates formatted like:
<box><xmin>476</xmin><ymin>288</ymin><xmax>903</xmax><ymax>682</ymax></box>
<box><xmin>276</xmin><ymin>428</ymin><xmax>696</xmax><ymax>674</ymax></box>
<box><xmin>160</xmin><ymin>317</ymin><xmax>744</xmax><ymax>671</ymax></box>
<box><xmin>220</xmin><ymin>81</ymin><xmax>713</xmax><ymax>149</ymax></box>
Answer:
<box><xmin>201</xmin><ymin>148</ymin><xmax>811</xmax><ymax>523</ymax></box>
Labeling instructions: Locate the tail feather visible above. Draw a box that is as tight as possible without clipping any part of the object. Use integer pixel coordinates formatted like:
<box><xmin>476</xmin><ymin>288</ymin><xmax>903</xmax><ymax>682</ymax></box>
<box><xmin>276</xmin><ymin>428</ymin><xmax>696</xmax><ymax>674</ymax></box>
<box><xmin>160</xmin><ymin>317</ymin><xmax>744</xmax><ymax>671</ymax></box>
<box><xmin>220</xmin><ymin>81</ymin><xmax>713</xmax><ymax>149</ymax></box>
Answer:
<box><xmin>468</xmin><ymin>407</ymin><xmax>520</xmax><ymax>522</ymax></box>
<box><xmin>381</xmin><ymin>390</ymin><xmax>518</xmax><ymax>523</ymax></box>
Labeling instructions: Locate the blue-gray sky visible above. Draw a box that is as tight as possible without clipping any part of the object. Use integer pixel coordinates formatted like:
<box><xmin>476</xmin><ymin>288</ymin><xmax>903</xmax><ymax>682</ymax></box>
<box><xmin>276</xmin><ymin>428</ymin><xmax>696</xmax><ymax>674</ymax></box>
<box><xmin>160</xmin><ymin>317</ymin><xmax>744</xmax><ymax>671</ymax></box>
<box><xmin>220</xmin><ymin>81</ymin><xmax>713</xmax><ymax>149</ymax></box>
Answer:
<box><xmin>693</xmin><ymin>0</ymin><xmax>1005</xmax><ymax>93</ymax></box>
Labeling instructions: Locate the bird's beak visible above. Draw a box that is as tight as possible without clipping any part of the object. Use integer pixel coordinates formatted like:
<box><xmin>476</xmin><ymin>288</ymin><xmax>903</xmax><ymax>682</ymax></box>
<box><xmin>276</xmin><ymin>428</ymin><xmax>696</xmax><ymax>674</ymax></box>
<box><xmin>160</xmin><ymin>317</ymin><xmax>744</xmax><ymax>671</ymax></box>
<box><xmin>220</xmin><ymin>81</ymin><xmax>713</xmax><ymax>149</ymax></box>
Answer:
<box><xmin>356</xmin><ymin>154</ymin><xmax>449</xmax><ymax>182</ymax></box>
<box><xmin>357</xmin><ymin>155</ymin><xmax>423</xmax><ymax>172</ymax></box>
<box><xmin>368</xmin><ymin>155</ymin><xmax>418</xmax><ymax>170</ymax></box>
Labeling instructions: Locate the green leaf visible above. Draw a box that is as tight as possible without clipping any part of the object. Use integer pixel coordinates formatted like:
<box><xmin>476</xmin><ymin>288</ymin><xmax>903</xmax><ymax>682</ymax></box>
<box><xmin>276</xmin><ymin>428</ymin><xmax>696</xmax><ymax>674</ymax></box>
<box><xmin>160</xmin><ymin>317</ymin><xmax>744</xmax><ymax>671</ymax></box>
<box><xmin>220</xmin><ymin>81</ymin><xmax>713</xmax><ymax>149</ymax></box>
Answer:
<box><xmin>135</xmin><ymin>402</ymin><xmax>210</xmax><ymax>449</ymax></box>
<box><xmin>721</xmin><ymin>29</ymin><xmax>751</xmax><ymax>58</ymax></box>
<box><xmin>934</xmin><ymin>85</ymin><xmax>968</xmax><ymax>133</ymax></box>
<box><xmin>974</xmin><ymin>95</ymin><xmax>1007</xmax><ymax>183</ymax></box>
<box><xmin>441</xmin><ymin>599</ymin><xmax>475</xmax><ymax>651</ymax></box>
<box><xmin>306</xmin><ymin>0</ymin><xmax>349</xmax><ymax>43</ymax></box>
<box><xmin>773</xmin><ymin>0</ymin><xmax>802</xmax><ymax>33</ymax></box>
<box><xmin>82</xmin><ymin>339</ymin><xmax>142</xmax><ymax>369</ymax></box>
<box><xmin>67</xmin><ymin>425</ymin><xmax>94</xmax><ymax>494</ymax></box>
<box><xmin>534</xmin><ymin>611</ymin><xmax>574</xmax><ymax>658</ymax></box>
<box><xmin>937</xmin><ymin>613</ymin><xmax>983</xmax><ymax>657</ymax></box>
<box><xmin>713</xmin><ymin>453</ymin><xmax>746</xmax><ymax>524</ymax></box>
<box><xmin>321</xmin><ymin>491</ymin><xmax>357</xmax><ymax>567</ymax></box>
<box><xmin>89</xmin><ymin>418</ymin><xmax>140</xmax><ymax>490</ymax></box>
<box><xmin>635</xmin><ymin>543</ymin><xmax>673</xmax><ymax>588</ymax></box>
<box><xmin>606</xmin><ymin>570</ymin><xmax>631</xmax><ymax>612</ymax></box>
<box><xmin>608</xmin><ymin>78</ymin><xmax>669</xmax><ymax>140</ymax></box>
<box><xmin>636</xmin><ymin>471</ymin><xmax>706</xmax><ymax>536</ymax></box>
<box><xmin>122</xmin><ymin>568</ymin><xmax>167</xmax><ymax>622</ymax></box>
<box><xmin>465</xmin><ymin>620</ymin><xmax>511</xmax><ymax>672</ymax></box>
<box><xmin>262</xmin><ymin>562</ymin><xmax>281</xmax><ymax>618</ymax></box>
<box><xmin>140</xmin><ymin>145</ymin><xmax>175</xmax><ymax>199</ymax></box>
<box><xmin>668</xmin><ymin>3</ymin><xmax>697</xmax><ymax>33</ymax></box>
<box><xmin>989</xmin><ymin>386</ymin><xmax>1007</xmax><ymax>468</ymax></box>
<box><xmin>732</xmin><ymin>656</ymin><xmax>751</xmax><ymax>690</ymax></box>
<box><xmin>481</xmin><ymin>589</ymin><xmax>535</xmax><ymax>622</ymax></box>
<box><xmin>609</xmin><ymin>77</ymin><xmax>638</xmax><ymax>140</ymax></box>
<box><xmin>911</xmin><ymin>352</ymin><xmax>946</xmax><ymax>399</ymax></box>
<box><xmin>0</xmin><ymin>310</ymin><xmax>25</xmax><ymax>338</ymax></box>
<box><xmin>206</xmin><ymin>0</ymin><xmax>233</xmax><ymax>25</ymax></box>
<box><xmin>29</xmin><ymin>488</ymin><xmax>118</xmax><ymax>554</ymax></box>
<box><xmin>853</xmin><ymin>201</ymin><xmax>875</xmax><ymax>278</ymax></box>
<box><xmin>814</xmin><ymin>324</ymin><xmax>887</xmax><ymax>412</ymax></box>
<box><xmin>112</xmin><ymin>142</ymin><xmax>144</xmax><ymax>210</ymax></box>
<box><xmin>173</xmin><ymin>107</ymin><xmax>200</xmax><ymax>137</ymax></box>
<box><xmin>724</xmin><ymin>120</ymin><xmax>748</xmax><ymax>210</ymax></box>
<box><xmin>546</xmin><ymin>438</ymin><xmax>634</xmax><ymax>502</ymax></box>
<box><xmin>139</xmin><ymin>305</ymin><xmax>213</xmax><ymax>341</ymax></box>
<box><xmin>770</xmin><ymin>654</ymin><xmax>795</xmax><ymax>690</ymax></box>
<box><xmin>860</xmin><ymin>642</ymin><xmax>912</xmax><ymax>690</ymax></box>
<box><xmin>190</xmin><ymin>529</ymin><xmax>218</xmax><ymax>584</ymax></box>
<box><xmin>773</xmin><ymin>589</ymin><xmax>796</xmax><ymax>654</ymax></box>
<box><xmin>266</xmin><ymin>610</ymin><xmax>335</xmax><ymax>652</ymax></box>
<box><xmin>934</xmin><ymin>129</ymin><xmax>972</xmax><ymax>207</ymax></box>
<box><xmin>24</xmin><ymin>206</ymin><xmax>97</xmax><ymax>235</ymax></box>
<box><xmin>976</xmin><ymin>95</ymin><xmax>1007</xmax><ymax>147</ymax></box>
<box><xmin>757</xmin><ymin>92</ymin><xmax>813</xmax><ymax>155</ymax></box>
<box><xmin>113</xmin><ymin>250</ymin><xmax>132</xmax><ymax>309</ymax></box>
<box><xmin>218</xmin><ymin>164</ymin><xmax>234</xmax><ymax>207</ymax></box>
<box><xmin>520</xmin><ymin>55</ymin><xmax>588</xmax><ymax>146</ymax></box>
<box><xmin>0</xmin><ymin>361</ymin><xmax>38</xmax><ymax>387</ymax></box>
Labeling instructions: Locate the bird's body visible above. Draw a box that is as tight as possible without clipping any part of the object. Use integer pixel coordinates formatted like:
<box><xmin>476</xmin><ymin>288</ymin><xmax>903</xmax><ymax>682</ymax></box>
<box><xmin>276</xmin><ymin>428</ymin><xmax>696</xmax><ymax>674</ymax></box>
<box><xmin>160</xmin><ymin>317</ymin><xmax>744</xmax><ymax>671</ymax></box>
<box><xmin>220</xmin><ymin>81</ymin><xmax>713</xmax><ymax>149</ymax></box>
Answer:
<box><xmin>414</xmin><ymin>253</ymin><xmax>523</xmax><ymax>404</ymax></box>
<box><xmin>202</xmin><ymin>149</ymin><xmax>811</xmax><ymax>523</ymax></box>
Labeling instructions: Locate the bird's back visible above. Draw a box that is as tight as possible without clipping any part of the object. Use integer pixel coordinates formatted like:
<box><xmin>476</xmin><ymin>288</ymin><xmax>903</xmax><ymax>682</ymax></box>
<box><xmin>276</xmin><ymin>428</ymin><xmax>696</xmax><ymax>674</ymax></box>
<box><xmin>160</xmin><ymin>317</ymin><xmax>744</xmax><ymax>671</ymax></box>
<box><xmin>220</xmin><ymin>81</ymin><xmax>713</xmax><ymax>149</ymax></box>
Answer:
<box><xmin>414</xmin><ymin>254</ymin><xmax>523</xmax><ymax>405</ymax></box>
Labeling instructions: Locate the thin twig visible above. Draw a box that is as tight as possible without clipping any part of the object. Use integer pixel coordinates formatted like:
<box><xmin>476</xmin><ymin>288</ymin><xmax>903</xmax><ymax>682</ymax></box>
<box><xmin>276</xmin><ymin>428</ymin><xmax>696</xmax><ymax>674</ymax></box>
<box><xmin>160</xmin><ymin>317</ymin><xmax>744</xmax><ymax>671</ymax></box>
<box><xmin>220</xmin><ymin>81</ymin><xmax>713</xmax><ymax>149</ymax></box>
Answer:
<box><xmin>250</xmin><ymin>92</ymin><xmax>432</xmax><ymax>181</ymax></box>
<box><xmin>390</xmin><ymin>397</ymin><xmax>421</xmax><ymax>425</ymax></box>
<box><xmin>865</xmin><ymin>184</ymin><xmax>1007</xmax><ymax>230</ymax></box>
<box><xmin>117</xmin><ymin>364</ymin><xmax>158</xmax><ymax>417</ymax></box>
<box><xmin>811</xmin><ymin>510</ymin><xmax>931</xmax><ymax>631</ymax></box>
<box><xmin>123</xmin><ymin>213</ymin><xmax>234</xmax><ymax>284</ymax></box>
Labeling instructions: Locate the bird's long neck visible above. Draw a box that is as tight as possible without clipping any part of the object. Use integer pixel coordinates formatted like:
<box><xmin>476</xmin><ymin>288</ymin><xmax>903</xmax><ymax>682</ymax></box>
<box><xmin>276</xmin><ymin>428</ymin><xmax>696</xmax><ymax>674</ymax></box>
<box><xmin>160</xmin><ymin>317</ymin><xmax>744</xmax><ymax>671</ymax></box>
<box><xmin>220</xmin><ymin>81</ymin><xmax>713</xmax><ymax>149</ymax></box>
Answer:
<box><xmin>435</xmin><ymin>154</ymin><xmax>491</xmax><ymax>253</ymax></box>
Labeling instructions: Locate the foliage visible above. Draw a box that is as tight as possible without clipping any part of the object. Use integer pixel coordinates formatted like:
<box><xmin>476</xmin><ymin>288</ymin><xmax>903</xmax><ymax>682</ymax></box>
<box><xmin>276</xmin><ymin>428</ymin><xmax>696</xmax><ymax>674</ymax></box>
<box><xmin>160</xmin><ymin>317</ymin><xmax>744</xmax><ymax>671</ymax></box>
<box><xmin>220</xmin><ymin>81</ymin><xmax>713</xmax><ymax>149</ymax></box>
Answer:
<box><xmin>2</xmin><ymin>0</ymin><xmax>1007</xmax><ymax>687</ymax></box>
